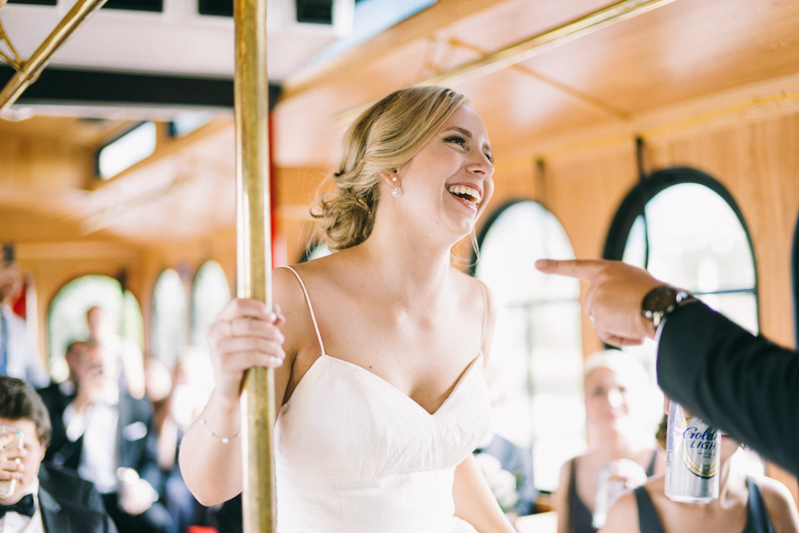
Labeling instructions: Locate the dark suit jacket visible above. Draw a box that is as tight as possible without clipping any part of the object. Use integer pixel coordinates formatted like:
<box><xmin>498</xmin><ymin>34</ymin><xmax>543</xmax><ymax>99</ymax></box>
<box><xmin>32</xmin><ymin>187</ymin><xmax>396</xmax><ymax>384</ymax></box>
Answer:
<box><xmin>49</xmin><ymin>390</ymin><xmax>163</xmax><ymax>492</ymax></box>
<box><xmin>37</xmin><ymin>382</ymin><xmax>74</xmax><ymax>463</ymax></box>
<box><xmin>657</xmin><ymin>301</ymin><xmax>799</xmax><ymax>475</ymax></box>
<box><xmin>39</xmin><ymin>462</ymin><xmax>105</xmax><ymax>513</ymax></box>
<box><xmin>40</xmin><ymin>485</ymin><xmax>118</xmax><ymax>533</ymax></box>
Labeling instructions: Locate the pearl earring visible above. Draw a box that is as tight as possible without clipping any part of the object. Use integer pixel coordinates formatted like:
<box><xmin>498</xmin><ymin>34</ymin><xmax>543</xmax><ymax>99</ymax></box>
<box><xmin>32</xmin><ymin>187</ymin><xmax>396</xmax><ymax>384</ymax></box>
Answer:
<box><xmin>391</xmin><ymin>176</ymin><xmax>401</xmax><ymax>197</ymax></box>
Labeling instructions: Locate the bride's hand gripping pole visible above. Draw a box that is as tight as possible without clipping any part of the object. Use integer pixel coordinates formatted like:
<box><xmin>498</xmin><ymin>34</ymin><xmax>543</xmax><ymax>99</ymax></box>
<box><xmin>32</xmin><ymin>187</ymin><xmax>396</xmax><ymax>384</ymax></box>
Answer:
<box><xmin>234</xmin><ymin>0</ymin><xmax>275</xmax><ymax>530</ymax></box>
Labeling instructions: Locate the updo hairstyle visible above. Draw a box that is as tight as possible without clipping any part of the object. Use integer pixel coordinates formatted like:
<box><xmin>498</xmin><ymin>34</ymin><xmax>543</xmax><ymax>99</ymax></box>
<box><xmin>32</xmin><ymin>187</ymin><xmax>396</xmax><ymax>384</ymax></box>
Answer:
<box><xmin>313</xmin><ymin>86</ymin><xmax>466</xmax><ymax>251</ymax></box>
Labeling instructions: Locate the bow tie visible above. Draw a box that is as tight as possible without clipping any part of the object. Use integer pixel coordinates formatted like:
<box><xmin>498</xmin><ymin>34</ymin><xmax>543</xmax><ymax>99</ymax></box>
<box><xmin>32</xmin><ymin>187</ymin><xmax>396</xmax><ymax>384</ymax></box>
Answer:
<box><xmin>0</xmin><ymin>494</ymin><xmax>35</xmax><ymax>518</ymax></box>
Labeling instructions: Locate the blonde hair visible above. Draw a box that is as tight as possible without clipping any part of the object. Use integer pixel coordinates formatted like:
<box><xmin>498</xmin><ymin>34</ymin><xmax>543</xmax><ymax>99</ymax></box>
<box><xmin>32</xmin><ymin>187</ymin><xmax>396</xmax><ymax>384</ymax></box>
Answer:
<box><xmin>313</xmin><ymin>86</ymin><xmax>467</xmax><ymax>251</ymax></box>
<box><xmin>583</xmin><ymin>349</ymin><xmax>649</xmax><ymax>393</ymax></box>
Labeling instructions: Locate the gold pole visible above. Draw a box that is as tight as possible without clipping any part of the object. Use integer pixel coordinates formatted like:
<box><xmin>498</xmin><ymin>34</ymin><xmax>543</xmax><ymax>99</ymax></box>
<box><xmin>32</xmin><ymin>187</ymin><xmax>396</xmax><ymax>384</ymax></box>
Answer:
<box><xmin>0</xmin><ymin>0</ymin><xmax>108</xmax><ymax>114</ymax></box>
<box><xmin>233</xmin><ymin>0</ymin><xmax>274</xmax><ymax>529</ymax></box>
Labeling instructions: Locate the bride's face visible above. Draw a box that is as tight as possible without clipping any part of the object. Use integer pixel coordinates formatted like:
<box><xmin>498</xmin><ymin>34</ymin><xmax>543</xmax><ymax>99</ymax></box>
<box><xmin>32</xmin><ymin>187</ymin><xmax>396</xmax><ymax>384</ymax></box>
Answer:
<box><xmin>392</xmin><ymin>105</ymin><xmax>495</xmax><ymax>241</ymax></box>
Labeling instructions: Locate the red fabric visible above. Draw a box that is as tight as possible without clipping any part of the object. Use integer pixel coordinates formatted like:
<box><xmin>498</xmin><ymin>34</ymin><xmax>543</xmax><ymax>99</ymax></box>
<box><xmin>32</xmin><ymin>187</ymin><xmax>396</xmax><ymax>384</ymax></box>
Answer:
<box><xmin>186</xmin><ymin>527</ymin><xmax>218</xmax><ymax>533</ymax></box>
<box><xmin>11</xmin><ymin>282</ymin><xmax>26</xmax><ymax>320</ymax></box>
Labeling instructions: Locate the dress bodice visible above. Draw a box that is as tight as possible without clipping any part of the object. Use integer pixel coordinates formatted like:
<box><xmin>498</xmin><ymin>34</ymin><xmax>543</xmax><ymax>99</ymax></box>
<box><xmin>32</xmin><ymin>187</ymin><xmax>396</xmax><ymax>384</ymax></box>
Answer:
<box><xmin>274</xmin><ymin>266</ymin><xmax>492</xmax><ymax>533</ymax></box>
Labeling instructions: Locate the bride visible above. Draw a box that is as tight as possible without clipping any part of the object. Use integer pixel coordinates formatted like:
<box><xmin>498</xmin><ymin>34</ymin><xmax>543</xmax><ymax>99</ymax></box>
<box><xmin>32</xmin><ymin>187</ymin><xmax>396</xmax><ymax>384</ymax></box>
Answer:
<box><xmin>178</xmin><ymin>86</ymin><xmax>516</xmax><ymax>532</ymax></box>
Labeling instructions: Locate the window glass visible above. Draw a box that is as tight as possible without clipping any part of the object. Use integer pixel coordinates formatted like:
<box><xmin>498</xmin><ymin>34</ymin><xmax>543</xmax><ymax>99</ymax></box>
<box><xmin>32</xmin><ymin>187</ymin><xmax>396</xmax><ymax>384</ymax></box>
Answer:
<box><xmin>303</xmin><ymin>242</ymin><xmax>332</xmax><ymax>262</ymax></box>
<box><xmin>48</xmin><ymin>276</ymin><xmax>142</xmax><ymax>382</ymax></box>
<box><xmin>98</xmin><ymin>122</ymin><xmax>157</xmax><ymax>179</ymax></box>
<box><xmin>190</xmin><ymin>261</ymin><xmax>231</xmax><ymax>354</ymax></box>
<box><xmin>475</xmin><ymin>201</ymin><xmax>583</xmax><ymax>492</ymax></box>
<box><xmin>151</xmin><ymin>269</ymin><xmax>188</xmax><ymax>367</ymax></box>
<box><xmin>645</xmin><ymin>184</ymin><xmax>756</xmax><ymax>303</ymax></box>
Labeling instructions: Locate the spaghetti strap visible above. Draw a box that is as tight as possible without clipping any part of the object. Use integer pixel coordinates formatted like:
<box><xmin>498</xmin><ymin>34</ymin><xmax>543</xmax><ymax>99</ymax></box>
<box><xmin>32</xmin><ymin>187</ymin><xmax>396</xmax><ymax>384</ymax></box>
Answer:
<box><xmin>478</xmin><ymin>280</ymin><xmax>488</xmax><ymax>348</ymax></box>
<box><xmin>279</xmin><ymin>266</ymin><xmax>326</xmax><ymax>356</ymax></box>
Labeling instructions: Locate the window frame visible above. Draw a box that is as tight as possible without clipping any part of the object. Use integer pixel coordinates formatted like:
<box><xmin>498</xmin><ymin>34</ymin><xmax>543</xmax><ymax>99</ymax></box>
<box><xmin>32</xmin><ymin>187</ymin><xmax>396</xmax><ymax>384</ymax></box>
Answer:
<box><xmin>603</xmin><ymin>167</ymin><xmax>759</xmax><ymax>328</ymax></box>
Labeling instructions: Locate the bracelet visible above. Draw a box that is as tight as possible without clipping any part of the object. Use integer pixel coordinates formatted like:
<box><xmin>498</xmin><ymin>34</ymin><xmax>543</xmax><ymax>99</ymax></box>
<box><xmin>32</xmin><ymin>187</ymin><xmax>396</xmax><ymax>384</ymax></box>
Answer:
<box><xmin>199</xmin><ymin>418</ymin><xmax>240</xmax><ymax>444</ymax></box>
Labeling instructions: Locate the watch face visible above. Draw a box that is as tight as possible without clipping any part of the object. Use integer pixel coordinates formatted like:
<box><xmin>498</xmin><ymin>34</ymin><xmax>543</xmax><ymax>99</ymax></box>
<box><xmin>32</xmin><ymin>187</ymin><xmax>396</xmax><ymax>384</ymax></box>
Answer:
<box><xmin>642</xmin><ymin>285</ymin><xmax>679</xmax><ymax>314</ymax></box>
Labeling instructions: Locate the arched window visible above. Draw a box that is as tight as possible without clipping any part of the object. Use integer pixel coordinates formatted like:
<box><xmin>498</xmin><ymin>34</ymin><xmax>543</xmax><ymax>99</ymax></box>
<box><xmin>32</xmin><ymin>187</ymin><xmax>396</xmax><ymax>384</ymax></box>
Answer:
<box><xmin>190</xmin><ymin>261</ymin><xmax>231</xmax><ymax>354</ymax></box>
<box><xmin>605</xmin><ymin>166</ymin><xmax>758</xmax><ymax>374</ymax></box>
<box><xmin>48</xmin><ymin>276</ymin><xmax>143</xmax><ymax>382</ymax></box>
<box><xmin>474</xmin><ymin>200</ymin><xmax>584</xmax><ymax>492</ymax></box>
<box><xmin>151</xmin><ymin>269</ymin><xmax>188</xmax><ymax>367</ymax></box>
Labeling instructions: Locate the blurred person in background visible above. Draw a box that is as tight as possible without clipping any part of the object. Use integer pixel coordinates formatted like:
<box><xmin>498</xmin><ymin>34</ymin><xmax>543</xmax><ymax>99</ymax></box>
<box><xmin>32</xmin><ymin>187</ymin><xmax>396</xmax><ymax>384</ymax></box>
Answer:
<box><xmin>144</xmin><ymin>349</ymin><xmax>213</xmax><ymax>533</ymax></box>
<box><xmin>49</xmin><ymin>344</ymin><xmax>170</xmax><ymax>533</ymax></box>
<box><xmin>0</xmin><ymin>258</ymin><xmax>48</xmax><ymax>388</ymax></box>
<box><xmin>38</xmin><ymin>341</ymin><xmax>90</xmax><ymax>461</ymax></box>
<box><xmin>554</xmin><ymin>350</ymin><xmax>665</xmax><ymax>533</ymax></box>
<box><xmin>600</xmin><ymin>399</ymin><xmax>799</xmax><ymax>533</ymax></box>
<box><xmin>535</xmin><ymin>259</ymin><xmax>799</xmax><ymax>476</ymax></box>
<box><xmin>86</xmin><ymin>306</ymin><xmax>145</xmax><ymax>400</ymax></box>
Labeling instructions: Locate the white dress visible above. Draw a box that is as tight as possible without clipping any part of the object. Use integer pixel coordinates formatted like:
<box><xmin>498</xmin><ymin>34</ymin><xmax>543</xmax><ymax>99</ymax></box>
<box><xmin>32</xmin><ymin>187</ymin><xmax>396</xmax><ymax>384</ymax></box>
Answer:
<box><xmin>275</xmin><ymin>267</ymin><xmax>492</xmax><ymax>533</ymax></box>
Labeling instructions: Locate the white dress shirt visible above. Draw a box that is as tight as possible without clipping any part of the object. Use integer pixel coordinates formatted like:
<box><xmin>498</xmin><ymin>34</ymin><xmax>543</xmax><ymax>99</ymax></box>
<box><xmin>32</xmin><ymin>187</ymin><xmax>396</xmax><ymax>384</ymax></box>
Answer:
<box><xmin>0</xmin><ymin>479</ymin><xmax>42</xmax><ymax>533</ymax></box>
<box><xmin>63</xmin><ymin>387</ymin><xmax>121</xmax><ymax>494</ymax></box>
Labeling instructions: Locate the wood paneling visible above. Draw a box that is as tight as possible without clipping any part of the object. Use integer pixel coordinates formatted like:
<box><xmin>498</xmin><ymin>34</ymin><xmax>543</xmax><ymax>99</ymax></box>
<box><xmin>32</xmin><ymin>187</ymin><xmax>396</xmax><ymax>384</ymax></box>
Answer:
<box><xmin>2</xmin><ymin>0</ymin><xmax>799</xmax><ymax>503</ymax></box>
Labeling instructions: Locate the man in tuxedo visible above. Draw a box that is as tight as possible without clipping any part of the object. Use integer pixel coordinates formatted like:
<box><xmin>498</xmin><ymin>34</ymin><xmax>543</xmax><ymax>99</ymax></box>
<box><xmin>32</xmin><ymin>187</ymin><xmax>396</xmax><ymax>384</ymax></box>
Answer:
<box><xmin>536</xmin><ymin>258</ymin><xmax>799</xmax><ymax>476</ymax></box>
<box><xmin>49</xmin><ymin>344</ymin><xmax>171</xmax><ymax>533</ymax></box>
<box><xmin>37</xmin><ymin>340</ymin><xmax>88</xmax><ymax>462</ymax></box>
<box><xmin>0</xmin><ymin>376</ymin><xmax>116</xmax><ymax>533</ymax></box>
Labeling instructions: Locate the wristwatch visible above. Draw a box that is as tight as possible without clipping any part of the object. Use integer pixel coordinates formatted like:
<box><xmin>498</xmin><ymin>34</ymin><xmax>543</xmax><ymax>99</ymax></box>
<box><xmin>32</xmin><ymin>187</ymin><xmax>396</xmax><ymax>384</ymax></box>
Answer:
<box><xmin>641</xmin><ymin>285</ymin><xmax>695</xmax><ymax>328</ymax></box>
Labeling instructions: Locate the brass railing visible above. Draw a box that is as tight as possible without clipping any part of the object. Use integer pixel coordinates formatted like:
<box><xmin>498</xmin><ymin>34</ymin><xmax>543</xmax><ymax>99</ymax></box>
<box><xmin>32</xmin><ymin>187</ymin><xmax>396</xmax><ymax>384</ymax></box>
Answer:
<box><xmin>0</xmin><ymin>0</ymin><xmax>109</xmax><ymax>114</ymax></box>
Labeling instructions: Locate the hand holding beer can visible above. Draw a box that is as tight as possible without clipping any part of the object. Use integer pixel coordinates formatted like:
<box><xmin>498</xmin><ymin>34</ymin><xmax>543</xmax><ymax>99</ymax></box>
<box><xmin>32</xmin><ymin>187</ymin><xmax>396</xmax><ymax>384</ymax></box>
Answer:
<box><xmin>0</xmin><ymin>426</ymin><xmax>25</xmax><ymax>500</ymax></box>
<box><xmin>593</xmin><ymin>459</ymin><xmax>647</xmax><ymax>528</ymax></box>
<box><xmin>664</xmin><ymin>401</ymin><xmax>720</xmax><ymax>502</ymax></box>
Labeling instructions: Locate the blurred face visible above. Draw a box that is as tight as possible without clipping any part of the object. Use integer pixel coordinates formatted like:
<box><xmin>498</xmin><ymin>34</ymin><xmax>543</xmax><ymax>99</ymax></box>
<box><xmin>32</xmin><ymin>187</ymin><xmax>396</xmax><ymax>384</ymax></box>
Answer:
<box><xmin>0</xmin><ymin>418</ymin><xmax>44</xmax><ymax>505</ymax></box>
<box><xmin>584</xmin><ymin>368</ymin><xmax>632</xmax><ymax>432</ymax></box>
<box><xmin>144</xmin><ymin>358</ymin><xmax>172</xmax><ymax>403</ymax></box>
<box><xmin>76</xmin><ymin>345</ymin><xmax>119</xmax><ymax>390</ymax></box>
<box><xmin>394</xmin><ymin>105</ymin><xmax>495</xmax><ymax>241</ymax></box>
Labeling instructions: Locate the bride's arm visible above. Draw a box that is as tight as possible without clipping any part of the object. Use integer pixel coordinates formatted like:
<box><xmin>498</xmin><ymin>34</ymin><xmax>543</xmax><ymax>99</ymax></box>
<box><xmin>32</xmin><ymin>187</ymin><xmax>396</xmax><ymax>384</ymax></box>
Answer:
<box><xmin>453</xmin><ymin>455</ymin><xmax>516</xmax><ymax>532</ymax></box>
<box><xmin>178</xmin><ymin>271</ymin><xmax>299</xmax><ymax>506</ymax></box>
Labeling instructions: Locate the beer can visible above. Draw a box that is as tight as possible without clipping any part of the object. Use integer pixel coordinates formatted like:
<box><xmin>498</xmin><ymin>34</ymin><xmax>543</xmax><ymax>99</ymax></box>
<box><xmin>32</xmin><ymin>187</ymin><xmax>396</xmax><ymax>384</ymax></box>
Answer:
<box><xmin>592</xmin><ymin>464</ymin><xmax>627</xmax><ymax>528</ymax></box>
<box><xmin>0</xmin><ymin>426</ymin><xmax>24</xmax><ymax>500</ymax></box>
<box><xmin>664</xmin><ymin>401</ymin><xmax>720</xmax><ymax>503</ymax></box>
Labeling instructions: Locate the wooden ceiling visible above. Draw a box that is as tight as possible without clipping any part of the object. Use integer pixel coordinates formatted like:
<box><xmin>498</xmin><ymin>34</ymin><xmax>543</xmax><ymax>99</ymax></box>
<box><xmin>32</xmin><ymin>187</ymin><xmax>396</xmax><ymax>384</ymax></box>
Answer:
<box><xmin>272</xmin><ymin>0</ymin><xmax>799</xmax><ymax>166</ymax></box>
<box><xmin>2</xmin><ymin>0</ymin><xmax>799</xmax><ymax>247</ymax></box>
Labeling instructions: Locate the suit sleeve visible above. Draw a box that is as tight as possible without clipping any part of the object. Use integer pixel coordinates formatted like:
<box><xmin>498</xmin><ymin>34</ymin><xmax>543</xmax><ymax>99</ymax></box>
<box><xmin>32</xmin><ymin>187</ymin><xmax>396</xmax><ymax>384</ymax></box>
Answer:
<box><xmin>657</xmin><ymin>301</ymin><xmax>799</xmax><ymax>475</ymax></box>
<box><xmin>136</xmin><ymin>399</ymin><xmax>165</xmax><ymax>492</ymax></box>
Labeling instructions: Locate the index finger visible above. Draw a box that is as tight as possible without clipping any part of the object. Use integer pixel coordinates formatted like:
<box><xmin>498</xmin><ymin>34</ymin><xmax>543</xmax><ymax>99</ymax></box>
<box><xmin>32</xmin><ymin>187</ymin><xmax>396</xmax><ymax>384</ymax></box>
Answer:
<box><xmin>534</xmin><ymin>258</ymin><xmax>610</xmax><ymax>282</ymax></box>
<box><xmin>0</xmin><ymin>433</ymin><xmax>15</xmax><ymax>448</ymax></box>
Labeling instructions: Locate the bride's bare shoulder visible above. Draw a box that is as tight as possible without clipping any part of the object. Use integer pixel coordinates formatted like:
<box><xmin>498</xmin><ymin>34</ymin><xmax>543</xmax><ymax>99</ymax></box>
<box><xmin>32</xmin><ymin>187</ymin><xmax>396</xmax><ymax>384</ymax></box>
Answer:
<box><xmin>272</xmin><ymin>253</ymin><xmax>349</xmax><ymax>301</ymax></box>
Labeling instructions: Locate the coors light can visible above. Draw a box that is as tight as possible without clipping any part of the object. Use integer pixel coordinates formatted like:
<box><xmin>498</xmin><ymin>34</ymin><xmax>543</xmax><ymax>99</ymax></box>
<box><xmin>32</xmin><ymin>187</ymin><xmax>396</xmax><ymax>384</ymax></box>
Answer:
<box><xmin>664</xmin><ymin>401</ymin><xmax>720</xmax><ymax>502</ymax></box>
